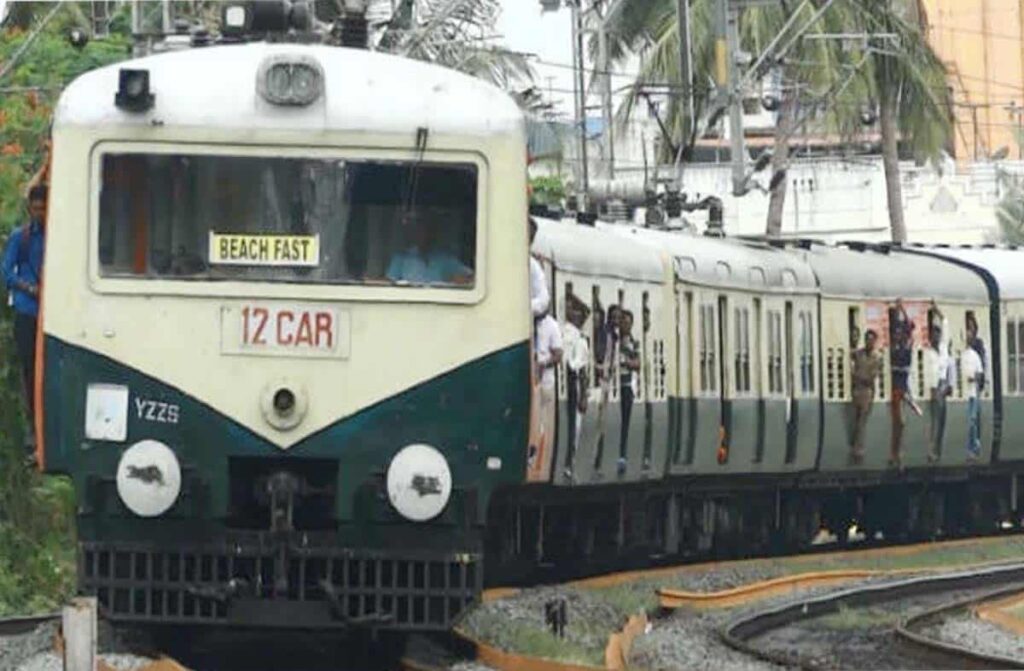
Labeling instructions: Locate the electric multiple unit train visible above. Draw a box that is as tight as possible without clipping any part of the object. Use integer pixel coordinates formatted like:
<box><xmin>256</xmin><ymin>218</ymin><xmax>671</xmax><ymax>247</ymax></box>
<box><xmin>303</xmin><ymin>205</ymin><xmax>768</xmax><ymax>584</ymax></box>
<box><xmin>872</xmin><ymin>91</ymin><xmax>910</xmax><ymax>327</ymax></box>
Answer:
<box><xmin>37</xmin><ymin>39</ymin><xmax>1024</xmax><ymax>633</ymax></box>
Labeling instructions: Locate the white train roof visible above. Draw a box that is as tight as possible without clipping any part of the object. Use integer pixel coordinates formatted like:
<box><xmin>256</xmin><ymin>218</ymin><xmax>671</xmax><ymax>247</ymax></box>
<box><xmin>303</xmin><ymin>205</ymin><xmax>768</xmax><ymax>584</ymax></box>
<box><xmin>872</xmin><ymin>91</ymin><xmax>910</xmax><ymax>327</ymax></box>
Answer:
<box><xmin>791</xmin><ymin>243</ymin><xmax>989</xmax><ymax>303</ymax></box>
<box><xmin>55</xmin><ymin>43</ymin><xmax>524</xmax><ymax>138</ymax></box>
<box><xmin>905</xmin><ymin>246</ymin><xmax>1024</xmax><ymax>301</ymax></box>
<box><xmin>598</xmin><ymin>224</ymin><xmax>818</xmax><ymax>294</ymax></box>
<box><xmin>533</xmin><ymin>218</ymin><xmax>665</xmax><ymax>283</ymax></box>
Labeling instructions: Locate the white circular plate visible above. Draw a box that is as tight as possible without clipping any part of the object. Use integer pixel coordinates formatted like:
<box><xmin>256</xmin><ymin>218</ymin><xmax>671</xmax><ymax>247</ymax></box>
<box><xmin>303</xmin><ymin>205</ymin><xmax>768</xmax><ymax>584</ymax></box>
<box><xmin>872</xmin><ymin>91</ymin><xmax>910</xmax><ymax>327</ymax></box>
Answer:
<box><xmin>386</xmin><ymin>444</ymin><xmax>452</xmax><ymax>522</ymax></box>
<box><xmin>116</xmin><ymin>440</ymin><xmax>182</xmax><ymax>517</ymax></box>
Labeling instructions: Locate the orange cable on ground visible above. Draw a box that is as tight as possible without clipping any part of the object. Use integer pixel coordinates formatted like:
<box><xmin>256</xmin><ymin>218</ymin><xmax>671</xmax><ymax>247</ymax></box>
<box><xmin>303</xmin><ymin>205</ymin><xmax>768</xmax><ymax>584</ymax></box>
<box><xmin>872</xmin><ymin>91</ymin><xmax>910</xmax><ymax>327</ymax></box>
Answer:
<box><xmin>658</xmin><ymin>570</ymin><xmax>884</xmax><ymax>609</ymax></box>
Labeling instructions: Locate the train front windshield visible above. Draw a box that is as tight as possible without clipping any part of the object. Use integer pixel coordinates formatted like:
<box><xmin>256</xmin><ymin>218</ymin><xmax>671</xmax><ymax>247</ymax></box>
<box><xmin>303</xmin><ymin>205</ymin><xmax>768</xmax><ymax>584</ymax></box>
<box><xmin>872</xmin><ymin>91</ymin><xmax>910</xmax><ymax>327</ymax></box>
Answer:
<box><xmin>97</xmin><ymin>153</ymin><xmax>478</xmax><ymax>287</ymax></box>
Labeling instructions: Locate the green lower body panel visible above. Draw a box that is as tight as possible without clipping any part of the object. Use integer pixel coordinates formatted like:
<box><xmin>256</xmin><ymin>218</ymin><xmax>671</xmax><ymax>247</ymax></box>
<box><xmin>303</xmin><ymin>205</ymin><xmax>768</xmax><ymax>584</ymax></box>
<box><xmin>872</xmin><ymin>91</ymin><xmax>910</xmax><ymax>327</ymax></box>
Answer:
<box><xmin>41</xmin><ymin>336</ymin><xmax>529</xmax><ymax>629</ymax></box>
<box><xmin>663</xmin><ymin>397</ymin><xmax>818</xmax><ymax>475</ymax></box>
<box><xmin>819</xmin><ymin>396</ymin><xmax>994</xmax><ymax>471</ymax></box>
<box><xmin>554</xmin><ymin>387</ymin><xmax>669</xmax><ymax>484</ymax></box>
<box><xmin>998</xmin><ymin>397</ymin><xmax>1024</xmax><ymax>462</ymax></box>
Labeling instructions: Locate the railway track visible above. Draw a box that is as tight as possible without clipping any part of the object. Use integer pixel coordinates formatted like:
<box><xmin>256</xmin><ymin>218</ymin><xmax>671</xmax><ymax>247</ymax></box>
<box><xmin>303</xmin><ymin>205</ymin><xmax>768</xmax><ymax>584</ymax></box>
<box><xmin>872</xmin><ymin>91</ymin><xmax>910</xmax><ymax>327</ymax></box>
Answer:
<box><xmin>0</xmin><ymin>612</ymin><xmax>59</xmax><ymax>635</ymax></box>
<box><xmin>722</xmin><ymin>561</ymin><xmax>1024</xmax><ymax>670</ymax></box>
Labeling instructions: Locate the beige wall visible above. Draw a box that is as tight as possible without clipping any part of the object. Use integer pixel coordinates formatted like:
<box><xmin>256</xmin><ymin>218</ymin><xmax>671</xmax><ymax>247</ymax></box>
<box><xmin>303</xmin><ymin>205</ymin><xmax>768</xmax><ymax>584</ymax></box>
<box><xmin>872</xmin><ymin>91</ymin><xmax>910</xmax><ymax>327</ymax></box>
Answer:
<box><xmin>921</xmin><ymin>0</ymin><xmax>1024</xmax><ymax>162</ymax></box>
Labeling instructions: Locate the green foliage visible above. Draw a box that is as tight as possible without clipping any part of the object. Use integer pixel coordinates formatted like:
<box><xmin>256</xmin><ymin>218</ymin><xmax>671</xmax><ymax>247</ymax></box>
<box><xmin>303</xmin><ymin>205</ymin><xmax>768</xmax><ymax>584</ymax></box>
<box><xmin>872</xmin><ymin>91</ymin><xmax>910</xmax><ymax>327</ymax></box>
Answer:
<box><xmin>530</xmin><ymin>175</ymin><xmax>567</xmax><ymax>207</ymax></box>
<box><xmin>998</xmin><ymin>182</ymin><xmax>1024</xmax><ymax>245</ymax></box>
<box><xmin>0</xmin><ymin>5</ymin><xmax>130</xmax><ymax>615</ymax></box>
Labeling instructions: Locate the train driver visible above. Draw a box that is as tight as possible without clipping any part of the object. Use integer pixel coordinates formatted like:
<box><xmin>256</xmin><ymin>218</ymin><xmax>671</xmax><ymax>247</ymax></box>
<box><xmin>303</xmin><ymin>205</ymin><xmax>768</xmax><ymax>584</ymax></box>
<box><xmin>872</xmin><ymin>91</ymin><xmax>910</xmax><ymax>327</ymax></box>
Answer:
<box><xmin>386</xmin><ymin>211</ymin><xmax>472</xmax><ymax>285</ymax></box>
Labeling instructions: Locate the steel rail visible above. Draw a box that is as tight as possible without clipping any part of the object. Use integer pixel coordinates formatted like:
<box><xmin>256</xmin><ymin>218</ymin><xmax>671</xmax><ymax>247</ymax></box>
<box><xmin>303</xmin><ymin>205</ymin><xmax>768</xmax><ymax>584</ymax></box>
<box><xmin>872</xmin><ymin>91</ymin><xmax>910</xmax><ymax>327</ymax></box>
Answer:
<box><xmin>0</xmin><ymin>612</ymin><xmax>59</xmax><ymax>637</ymax></box>
<box><xmin>896</xmin><ymin>584</ymin><xmax>1024</xmax><ymax>670</ymax></box>
<box><xmin>719</xmin><ymin>562</ymin><xmax>1024</xmax><ymax>670</ymax></box>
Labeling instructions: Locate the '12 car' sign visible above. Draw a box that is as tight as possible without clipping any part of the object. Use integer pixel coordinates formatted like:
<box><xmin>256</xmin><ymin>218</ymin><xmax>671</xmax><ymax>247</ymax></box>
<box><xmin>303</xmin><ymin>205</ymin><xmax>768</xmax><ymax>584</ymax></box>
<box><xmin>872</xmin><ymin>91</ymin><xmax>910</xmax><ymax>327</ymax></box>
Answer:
<box><xmin>221</xmin><ymin>304</ymin><xmax>350</xmax><ymax>359</ymax></box>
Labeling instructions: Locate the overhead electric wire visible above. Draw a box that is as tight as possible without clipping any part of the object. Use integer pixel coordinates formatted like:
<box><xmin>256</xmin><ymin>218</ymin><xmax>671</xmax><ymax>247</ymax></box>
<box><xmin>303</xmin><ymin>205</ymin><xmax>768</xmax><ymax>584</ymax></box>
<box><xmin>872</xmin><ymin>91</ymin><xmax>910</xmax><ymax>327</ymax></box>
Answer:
<box><xmin>0</xmin><ymin>1</ymin><xmax>65</xmax><ymax>84</ymax></box>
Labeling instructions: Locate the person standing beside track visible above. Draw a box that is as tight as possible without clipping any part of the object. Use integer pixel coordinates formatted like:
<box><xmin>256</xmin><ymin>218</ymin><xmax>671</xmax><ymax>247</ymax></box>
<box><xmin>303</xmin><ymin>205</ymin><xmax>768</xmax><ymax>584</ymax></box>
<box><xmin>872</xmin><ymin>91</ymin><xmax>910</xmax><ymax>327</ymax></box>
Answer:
<box><xmin>849</xmin><ymin>329</ymin><xmax>882</xmax><ymax>465</ymax></box>
<box><xmin>3</xmin><ymin>185</ymin><xmax>47</xmax><ymax>457</ymax></box>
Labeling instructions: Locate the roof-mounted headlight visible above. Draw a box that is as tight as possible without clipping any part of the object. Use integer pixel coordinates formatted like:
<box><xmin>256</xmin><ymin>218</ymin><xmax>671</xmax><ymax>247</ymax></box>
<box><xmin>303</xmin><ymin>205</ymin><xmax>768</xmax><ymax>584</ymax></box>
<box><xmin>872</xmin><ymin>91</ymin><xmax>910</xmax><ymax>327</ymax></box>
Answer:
<box><xmin>115</xmin><ymin>68</ymin><xmax>155</xmax><ymax>113</ymax></box>
<box><xmin>257</xmin><ymin>55</ymin><xmax>323</xmax><ymax>106</ymax></box>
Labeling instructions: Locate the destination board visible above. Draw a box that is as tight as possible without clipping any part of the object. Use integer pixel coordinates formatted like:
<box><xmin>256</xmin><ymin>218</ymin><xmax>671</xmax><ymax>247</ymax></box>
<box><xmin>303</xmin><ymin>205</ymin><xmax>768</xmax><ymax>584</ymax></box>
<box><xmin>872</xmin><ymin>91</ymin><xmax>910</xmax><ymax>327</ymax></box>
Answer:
<box><xmin>209</xmin><ymin>233</ymin><xmax>320</xmax><ymax>267</ymax></box>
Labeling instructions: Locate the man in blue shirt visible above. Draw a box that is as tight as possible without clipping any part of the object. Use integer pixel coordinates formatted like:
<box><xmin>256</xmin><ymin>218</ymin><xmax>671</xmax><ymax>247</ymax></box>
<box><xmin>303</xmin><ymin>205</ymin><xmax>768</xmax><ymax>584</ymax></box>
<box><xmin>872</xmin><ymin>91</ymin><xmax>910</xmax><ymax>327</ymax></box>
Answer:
<box><xmin>385</xmin><ymin>213</ymin><xmax>472</xmax><ymax>285</ymax></box>
<box><xmin>3</xmin><ymin>185</ymin><xmax>46</xmax><ymax>441</ymax></box>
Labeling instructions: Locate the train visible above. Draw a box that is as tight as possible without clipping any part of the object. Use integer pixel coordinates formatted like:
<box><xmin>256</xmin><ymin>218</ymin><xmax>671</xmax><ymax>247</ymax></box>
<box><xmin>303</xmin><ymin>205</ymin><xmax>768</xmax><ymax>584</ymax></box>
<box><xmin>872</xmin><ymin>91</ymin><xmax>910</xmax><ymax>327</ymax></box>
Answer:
<box><xmin>34</xmin><ymin>36</ymin><xmax>1024</xmax><ymax>634</ymax></box>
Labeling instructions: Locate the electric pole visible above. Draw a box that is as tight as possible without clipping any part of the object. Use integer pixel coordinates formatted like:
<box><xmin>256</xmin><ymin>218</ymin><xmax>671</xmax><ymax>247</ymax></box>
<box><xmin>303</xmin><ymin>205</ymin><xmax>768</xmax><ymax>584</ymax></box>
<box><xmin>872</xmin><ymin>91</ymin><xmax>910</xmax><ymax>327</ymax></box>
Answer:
<box><xmin>598</xmin><ymin>25</ymin><xmax>614</xmax><ymax>179</ymax></box>
<box><xmin>676</xmin><ymin>0</ymin><xmax>694</xmax><ymax>145</ymax></box>
<box><xmin>716</xmin><ymin>0</ymin><xmax>747</xmax><ymax>197</ymax></box>
<box><xmin>571</xmin><ymin>1</ymin><xmax>590</xmax><ymax>211</ymax></box>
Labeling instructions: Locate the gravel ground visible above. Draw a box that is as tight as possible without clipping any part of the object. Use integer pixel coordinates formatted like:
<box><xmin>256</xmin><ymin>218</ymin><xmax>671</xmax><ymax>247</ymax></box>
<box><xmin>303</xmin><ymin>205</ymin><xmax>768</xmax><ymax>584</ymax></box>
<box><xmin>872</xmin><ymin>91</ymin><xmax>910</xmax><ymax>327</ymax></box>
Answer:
<box><xmin>448</xmin><ymin>662</ymin><xmax>495</xmax><ymax>671</ymax></box>
<box><xmin>926</xmin><ymin>612</ymin><xmax>1024</xmax><ymax>661</ymax></box>
<box><xmin>629</xmin><ymin>606</ymin><xmax>787</xmax><ymax>671</ymax></box>
<box><xmin>460</xmin><ymin>585</ymin><xmax>629</xmax><ymax>665</ymax></box>
<box><xmin>0</xmin><ymin>621</ymin><xmax>58</xmax><ymax>671</ymax></box>
<box><xmin>664</xmin><ymin>564</ymin><xmax>789</xmax><ymax>593</ymax></box>
<box><xmin>0</xmin><ymin>619</ymin><xmax>153</xmax><ymax>671</ymax></box>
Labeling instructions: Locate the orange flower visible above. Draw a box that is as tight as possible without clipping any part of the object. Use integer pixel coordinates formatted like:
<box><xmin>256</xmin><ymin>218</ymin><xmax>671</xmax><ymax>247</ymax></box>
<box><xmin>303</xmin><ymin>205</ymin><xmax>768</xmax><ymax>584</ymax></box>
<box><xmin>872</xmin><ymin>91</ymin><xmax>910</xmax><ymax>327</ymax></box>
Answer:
<box><xmin>1</xmin><ymin>143</ymin><xmax>23</xmax><ymax>156</ymax></box>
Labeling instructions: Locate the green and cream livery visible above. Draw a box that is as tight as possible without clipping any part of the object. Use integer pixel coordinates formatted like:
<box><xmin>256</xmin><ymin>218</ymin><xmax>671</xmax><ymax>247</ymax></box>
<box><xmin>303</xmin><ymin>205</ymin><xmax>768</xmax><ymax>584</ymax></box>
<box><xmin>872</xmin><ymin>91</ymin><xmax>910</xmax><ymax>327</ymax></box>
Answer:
<box><xmin>41</xmin><ymin>44</ymin><xmax>530</xmax><ymax>629</ymax></box>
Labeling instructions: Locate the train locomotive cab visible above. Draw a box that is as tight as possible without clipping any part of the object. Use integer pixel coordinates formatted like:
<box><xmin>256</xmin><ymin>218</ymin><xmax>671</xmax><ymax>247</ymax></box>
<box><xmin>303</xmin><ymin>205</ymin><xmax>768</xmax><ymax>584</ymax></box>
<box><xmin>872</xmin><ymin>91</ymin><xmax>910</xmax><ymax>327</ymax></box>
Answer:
<box><xmin>40</xmin><ymin>44</ymin><xmax>530</xmax><ymax>630</ymax></box>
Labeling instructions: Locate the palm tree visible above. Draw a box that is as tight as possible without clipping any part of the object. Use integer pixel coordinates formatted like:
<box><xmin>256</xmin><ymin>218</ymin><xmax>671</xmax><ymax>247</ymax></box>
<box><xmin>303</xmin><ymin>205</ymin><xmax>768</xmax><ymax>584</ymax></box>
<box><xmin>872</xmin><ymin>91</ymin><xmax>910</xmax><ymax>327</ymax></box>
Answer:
<box><xmin>358</xmin><ymin>0</ymin><xmax>533</xmax><ymax>89</ymax></box>
<box><xmin>604</xmin><ymin>0</ymin><xmax>950</xmax><ymax>241</ymax></box>
<box><xmin>605</xmin><ymin>0</ymin><xmax>858</xmax><ymax>236</ymax></box>
<box><xmin>847</xmin><ymin>0</ymin><xmax>951</xmax><ymax>243</ymax></box>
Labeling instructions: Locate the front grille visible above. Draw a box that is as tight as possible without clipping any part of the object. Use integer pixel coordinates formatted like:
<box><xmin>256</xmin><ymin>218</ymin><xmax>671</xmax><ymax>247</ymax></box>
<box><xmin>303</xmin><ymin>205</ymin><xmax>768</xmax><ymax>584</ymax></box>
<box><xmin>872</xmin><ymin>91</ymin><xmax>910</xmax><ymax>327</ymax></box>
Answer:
<box><xmin>80</xmin><ymin>542</ymin><xmax>481</xmax><ymax>630</ymax></box>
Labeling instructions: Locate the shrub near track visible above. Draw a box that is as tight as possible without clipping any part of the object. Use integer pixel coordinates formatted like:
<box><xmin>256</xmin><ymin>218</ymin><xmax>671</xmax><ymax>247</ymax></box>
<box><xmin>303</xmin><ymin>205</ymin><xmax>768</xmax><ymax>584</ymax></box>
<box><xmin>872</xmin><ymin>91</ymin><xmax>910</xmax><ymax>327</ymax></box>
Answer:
<box><xmin>0</xmin><ymin>3</ymin><xmax>129</xmax><ymax>616</ymax></box>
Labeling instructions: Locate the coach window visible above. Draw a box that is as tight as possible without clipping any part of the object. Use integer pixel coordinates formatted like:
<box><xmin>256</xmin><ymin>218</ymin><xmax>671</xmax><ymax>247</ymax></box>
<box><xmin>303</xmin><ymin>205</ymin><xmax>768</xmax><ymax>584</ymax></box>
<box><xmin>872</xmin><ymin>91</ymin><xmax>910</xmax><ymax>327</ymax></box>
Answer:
<box><xmin>699</xmin><ymin>303</ymin><xmax>717</xmax><ymax>393</ymax></box>
<box><xmin>799</xmin><ymin>310</ymin><xmax>814</xmax><ymax>394</ymax></box>
<box><xmin>98</xmin><ymin>153</ymin><xmax>477</xmax><ymax>288</ymax></box>
<box><xmin>767</xmin><ymin>310</ymin><xmax>783</xmax><ymax>395</ymax></box>
<box><xmin>734</xmin><ymin>306</ymin><xmax>751</xmax><ymax>394</ymax></box>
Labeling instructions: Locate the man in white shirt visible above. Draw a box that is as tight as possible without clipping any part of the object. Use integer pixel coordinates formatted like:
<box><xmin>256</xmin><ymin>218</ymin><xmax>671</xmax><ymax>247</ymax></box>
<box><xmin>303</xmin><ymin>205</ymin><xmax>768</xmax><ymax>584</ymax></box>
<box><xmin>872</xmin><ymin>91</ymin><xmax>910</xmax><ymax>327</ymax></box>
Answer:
<box><xmin>561</xmin><ymin>294</ymin><xmax>590</xmax><ymax>479</ymax></box>
<box><xmin>923</xmin><ymin>312</ymin><xmax>953</xmax><ymax>462</ymax></box>
<box><xmin>535</xmin><ymin>310</ymin><xmax>563</xmax><ymax>469</ymax></box>
<box><xmin>529</xmin><ymin>218</ymin><xmax>550</xmax><ymax>318</ymax></box>
<box><xmin>962</xmin><ymin>341</ymin><xmax>984</xmax><ymax>460</ymax></box>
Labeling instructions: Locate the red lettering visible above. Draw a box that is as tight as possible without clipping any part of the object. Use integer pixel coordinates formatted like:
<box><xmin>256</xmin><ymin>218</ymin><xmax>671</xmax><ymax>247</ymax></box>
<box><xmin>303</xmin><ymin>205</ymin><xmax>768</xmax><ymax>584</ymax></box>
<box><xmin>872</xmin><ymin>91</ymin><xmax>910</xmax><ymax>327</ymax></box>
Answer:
<box><xmin>277</xmin><ymin>311</ymin><xmax>295</xmax><ymax>345</ymax></box>
<box><xmin>295</xmin><ymin>313</ymin><xmax>314</xmax><ymax>346</ymax></box>
<box><xmin>241</xmin><ymin>307</ymin><xmax>250</xmax><ymax>344</ymax></box>
<box><xmin>252</xmin><ymin>307</ymin><xmax>269</xmax><ymax>345</ymax></box>
<box><xmin>315</xmin><ymin>313</ymin><xmax>333</xmax><ymax>349</ymax></box>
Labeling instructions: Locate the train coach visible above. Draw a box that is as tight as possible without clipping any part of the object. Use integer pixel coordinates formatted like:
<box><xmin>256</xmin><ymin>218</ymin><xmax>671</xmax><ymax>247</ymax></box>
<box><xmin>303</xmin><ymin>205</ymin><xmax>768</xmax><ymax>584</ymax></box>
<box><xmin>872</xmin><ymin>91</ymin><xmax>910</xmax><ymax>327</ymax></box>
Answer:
<box><xmin>38</xmin><ymin>43</ymin><xmax>531</xmax><ymax>630</ymax></box>
<box><xmin>490</xmin><ymin>221</ymin><xmax>1024</xmax><ymax>575</ymax></box>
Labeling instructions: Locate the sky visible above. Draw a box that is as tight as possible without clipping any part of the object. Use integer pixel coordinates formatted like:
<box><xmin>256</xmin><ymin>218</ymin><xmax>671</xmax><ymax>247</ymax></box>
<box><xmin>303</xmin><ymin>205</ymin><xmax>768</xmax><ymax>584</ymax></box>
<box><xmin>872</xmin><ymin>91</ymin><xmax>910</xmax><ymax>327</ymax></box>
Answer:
<box><xmin>496</xmin><ymin>2</ymin><xmax>577</xmax><ymax>117</ymax></box>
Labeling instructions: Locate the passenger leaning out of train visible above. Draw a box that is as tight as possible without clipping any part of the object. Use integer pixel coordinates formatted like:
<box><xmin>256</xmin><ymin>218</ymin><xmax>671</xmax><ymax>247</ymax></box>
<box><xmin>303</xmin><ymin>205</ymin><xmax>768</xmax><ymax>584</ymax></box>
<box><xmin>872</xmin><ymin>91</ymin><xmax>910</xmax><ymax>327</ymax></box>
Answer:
<box><xmin>963</xmin><ymin>315</ymin><xmax>986</xmax><ymax>461</ymax></box>
<box><xmin>528</xmin><ymin>218</ymin><xmax>550</xmax><ymax>319</ymax></box>
<box><xmin>849</xmin><ymin>329</ymin><xmax>883</xmax><ymax>465</ymax></box>
<box><xmin>534</xmin><ymin>307</ymin><xmax>563</xmax><ymax>462</ymax></box>
<box><xmin>924</xmin><ymin>305</ymin><xmax>953</xmax><ymax>463</ymax></box>
<box><xmin>385</xmin><ymin>212</ymin><xmax>472</xmax><ymax>285</ymax></box>
<box><xmin>2</xmin><ymin>185</ymin><xmax>46</xmax><ymax>458</ymax></box>
<box><xmin>561</xmin><ymin>293</ymin><xmax>591</xmax><ymax>480</ymax></box>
